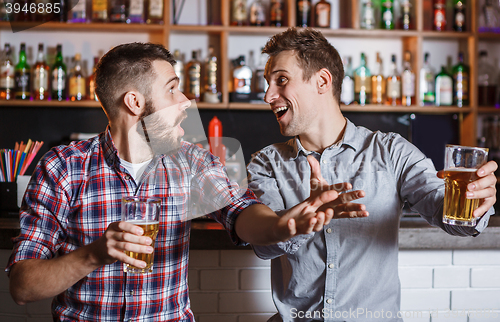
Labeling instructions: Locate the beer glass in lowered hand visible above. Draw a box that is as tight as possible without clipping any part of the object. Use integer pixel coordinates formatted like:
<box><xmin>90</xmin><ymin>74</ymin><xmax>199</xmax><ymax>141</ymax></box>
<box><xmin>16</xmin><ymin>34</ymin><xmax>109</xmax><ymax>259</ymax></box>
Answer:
<box><xmin>443</xmin><ymin>145</ymin><xmax>489</xmax><ymax>226</ymax></box>
<box><xmin>121</xmin><ymin>196</ymin><xmax>161</xmax><ymax>274</ymax></box>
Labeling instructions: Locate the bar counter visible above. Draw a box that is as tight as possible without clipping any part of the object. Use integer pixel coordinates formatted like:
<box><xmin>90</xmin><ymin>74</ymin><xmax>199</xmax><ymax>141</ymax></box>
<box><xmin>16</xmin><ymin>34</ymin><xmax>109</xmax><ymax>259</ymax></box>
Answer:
<box><xmin>1</xmin><ymin>216</ymin><xmax>499</xmax><ymax>250</ymax></box>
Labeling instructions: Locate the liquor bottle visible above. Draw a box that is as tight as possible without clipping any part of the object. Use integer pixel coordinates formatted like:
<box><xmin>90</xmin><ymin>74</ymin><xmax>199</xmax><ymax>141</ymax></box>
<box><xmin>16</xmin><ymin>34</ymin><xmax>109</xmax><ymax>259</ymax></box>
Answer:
<box><xmin>92</xmin><ymin>0</ymin><xmax>109</xmax><ymax>22</ymax></box>
<box><xmin>399</xmin><ymin>0</ymin><xmax>412</xmax><ymax>30</ymax></box>
<box><xmin>341</xmin><ymin>56</ymin><xmax>354</xmax><ymax>105</ymax></box>
<box><xmin>380</xmin><ymin>0</ymin><xmax>394</xmax><ymax>30</ymax></box>
<box><xmin>435</xmin><ymin>66</ymin><xmax>453</xmax><ymax>106</ymax></box>
<box><xmin>296</xmin><ymin>0</ymin><xmax>311</xmax><ymax>27</ymax></box>
<box><xmin>173</xmin><ymin>49</ymin><xmax>184</xmax><ymax>92</ymax></box>
<box><xmin>69</xmin><ymin>53</ymin><xmax>86</xmax><ymax>101</ymax></box>
<box><xmin>386</xmin><ymin>54</ymin><xmax>401</xmax><ymax>106</ymax></box>
<box><xmin>354</xmin><ymin>53</ymin><xmax>371</xmax><ymax>105</ymax></box>
<box><xmin>433</xmin><ymin>0</ymin><xmax>446</xmax><ymax>31</ymax></box>
<box><xmin>477</xmin><ymin>51</ymin><xmax>497</xmax><ymax>106</ymax></box>
<box><xmin>401</xmin><ymin>51</ymin><xmax>415</xmax><ymax>106</ymax></box>
<box><xmin>360</xmin><ymin>0</ymin><xmax>375</xmax><ymax>30</ymax></box>
<box><xmin>0</xmin><ymin>0</ymin><xmax>13</xmax><ymax>22</ymax></box>
<box><xmin>231</xmin><ymin>0</ymin><xmax>247</xmax><ymax>26</ymax></box>
<box><xmin>127</xmin><ymin>0</ymin><xmax>145</xmax><ymax>23</ymax></box>
<box><xmin>419</xmin><ymin>52</ymin><xmax>435</xmax><ymax>106</ymax></box>
<box><xmin>314</xmin><ymin>0</ymin><xmax>331</xmax><ymax>28</ymax></box>
<box><xmin>254</xmin><ymin>48</ymin><xmax>268</xmax><ymax>93</ymax></box>
<box><xmin>109</xmin><ymin>0</ymin><xmax>127</xmax><ymax>23</ymax></box>
<box><xmin>185</xmin><ymin>50</ymin><xmax>201</xmax><ymax>102</ymax></box>
<box><xmin>203</xmin><ymin>47</ymin><xmax>220</xmax><ymax>103</ymax></box>
<box><xmin>51</xmin><ymin>44</ymin><xmax>67</xmax><ymax>101</ymax></box>
<box><xmin>270</xmin><ymin>0</ymin><xmax>284</xmax><ymax>27</ymax></box>
<box><xmin>88</xmin><ymin>57</ymin><xmax>99</xmax><ymax>101</ymax></box>
<box><xmin>54</xmin><ymin>0</ymin><xmax>67</xmax><ymax>22</ymax></box>
<box><xmin>14</xmin><ymin>43</ymin><xmax>31</xmax><ymax>100</ymax></box>
<box><xmin>233</xmin><ymin>56</ymin><xmax>252</xmax><ymax>94</ymax></box>
<box><xmin>15</xmin><ymin>0</ymin><xmax>31</xmax><ymax>22</ymax></box>
<box><xmin>68</xmin><ymin>0</ymin><xmax>90</xmax><ymax>23</ymax></box>
<box><xmin>146</xmin><ymin>0</ymin><xmax>163</xmax><ymax>24</ymax></box>
<box><xmin>371</xmin><ymin>52</ymin><xmax>385</xmax><ymax>105</ymax></box>
<box><xmin>0</xmin><ymin>43</ymin><xmax>15</xmax><ymax>100</ymax></box>
<box><xmin>33</xmin><ymin>43</ymin><xmax>50</xmax><ymax>101</ymax></box>
<box><xmin>452</xmin><ymin>52</ymin><xmax>469</xmax><ymax>107</ymax></box>
<box><xmin>208</xmin><ymin>116</ymin><xmax>226</xmax><ymax>165</ymax></box>
<box><xmin>479</xmin><ymin>0</ymin><xmax>499</xmax><ymax>32</ymax></box>
<box><xmin>453</xmin><ymin>0</ymin><xmax>466</xmax><ymax>32</ymax></box>
<box><xmin>249</xmin><ymin>0</ymin><xmax>266</xmax><ymax>26</ymax></box>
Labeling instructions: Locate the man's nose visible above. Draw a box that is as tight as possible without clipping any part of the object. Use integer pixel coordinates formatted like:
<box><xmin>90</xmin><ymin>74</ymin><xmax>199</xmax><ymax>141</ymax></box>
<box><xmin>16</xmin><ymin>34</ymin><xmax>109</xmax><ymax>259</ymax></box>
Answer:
<box><xmin>264</xmin><ymin>85</ymin><xmax>278</xmax><ymax>104</ymax></box>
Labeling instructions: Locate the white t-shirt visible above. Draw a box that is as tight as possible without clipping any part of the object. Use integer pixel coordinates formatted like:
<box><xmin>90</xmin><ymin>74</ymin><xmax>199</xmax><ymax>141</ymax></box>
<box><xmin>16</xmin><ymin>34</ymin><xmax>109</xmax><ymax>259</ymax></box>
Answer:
<box><xmin>120</xmin><ymin>158</ymin><xmax>152</xmax><ymax>182</ymax></box>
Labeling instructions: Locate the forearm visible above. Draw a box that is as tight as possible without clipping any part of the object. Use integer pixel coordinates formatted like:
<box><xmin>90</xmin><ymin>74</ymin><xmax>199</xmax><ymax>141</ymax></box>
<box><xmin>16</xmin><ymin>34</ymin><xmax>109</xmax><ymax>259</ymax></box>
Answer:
<box><xmin>235</xmin><ymin>204</ymin><xmax>281</xmax><ymax>245</ymax></box>
<box><xmin>9</xmin><ymin>244</ymin><xmax>102</xmax><ymax>305</ymax></box>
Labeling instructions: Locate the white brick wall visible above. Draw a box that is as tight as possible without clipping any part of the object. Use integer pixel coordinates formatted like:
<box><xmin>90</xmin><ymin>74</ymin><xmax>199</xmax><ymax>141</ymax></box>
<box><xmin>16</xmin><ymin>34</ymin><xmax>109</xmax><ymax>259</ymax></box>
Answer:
<box><xmin>2</xmin><ymin>248</ymin><xmax>500</xmax><ymax>322</ymax></box>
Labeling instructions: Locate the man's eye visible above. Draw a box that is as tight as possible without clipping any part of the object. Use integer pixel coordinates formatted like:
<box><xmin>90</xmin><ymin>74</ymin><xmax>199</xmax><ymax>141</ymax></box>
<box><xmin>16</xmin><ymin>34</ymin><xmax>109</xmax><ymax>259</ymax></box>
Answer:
<box><xmin>277</xmin><ymin>77</ymin><xmax>287</xmax><ymax>85</ymax></box>
<box><xmin>168</xmin><ymin>87</ymin><xmax>175</xmax><ymax>94</ymax></box>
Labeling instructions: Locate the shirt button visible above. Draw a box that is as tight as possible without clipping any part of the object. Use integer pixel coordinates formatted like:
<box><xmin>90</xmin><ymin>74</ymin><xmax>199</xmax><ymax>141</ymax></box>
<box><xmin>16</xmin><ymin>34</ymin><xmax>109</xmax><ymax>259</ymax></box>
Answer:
<box><xmin>326</xmin><ymin>228</ymin><xmax>332</xmax><ymax>233</ymax></box>
<box><xmin>328</xmin><ymin>263</ymin><xmax>334</xmax><ymax>269</ymax></box>
<box><xmin>124</xmin><ymin>174</ymin><xmax>132</xmax><ymax>180</ymax></box>
<box><xmin>322</xmin><ymin>159</ymin><xmax>327</xmax><ymax>164</ymax></box>
<box><xmin>326</xmin><ymin>299</ymin><xmax>333</xmax><ymax>304</ymax></box>
<box><xmin>130</xmin><ymin>290</ymin><xmax>134</xmax><ymax>296</ymax></box>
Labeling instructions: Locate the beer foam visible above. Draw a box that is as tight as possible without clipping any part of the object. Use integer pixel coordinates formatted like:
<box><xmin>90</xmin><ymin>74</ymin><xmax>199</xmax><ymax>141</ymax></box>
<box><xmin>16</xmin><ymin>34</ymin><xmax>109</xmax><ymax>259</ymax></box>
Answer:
<box><xmin>126</xmin><ymin>220</ymin><xmax>160</xmax><ymax>225</ymax></box>
<box><xmin>444</xmin><ymin>168</ymin><xmax>478</xmax><ymax>172</ymax></box>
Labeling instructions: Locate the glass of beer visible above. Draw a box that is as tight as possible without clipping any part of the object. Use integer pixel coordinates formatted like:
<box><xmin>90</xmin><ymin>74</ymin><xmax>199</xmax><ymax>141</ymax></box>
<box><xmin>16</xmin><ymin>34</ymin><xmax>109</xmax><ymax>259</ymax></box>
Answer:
<box><xmin>443</xmin><ymin>145</ymin><xmax>489</xmax><ymax>226</ymax></box>
<box><xmin>121</xmin><ymin>196</ymin><xmax>161</xmax><ymax>274</ymax></box>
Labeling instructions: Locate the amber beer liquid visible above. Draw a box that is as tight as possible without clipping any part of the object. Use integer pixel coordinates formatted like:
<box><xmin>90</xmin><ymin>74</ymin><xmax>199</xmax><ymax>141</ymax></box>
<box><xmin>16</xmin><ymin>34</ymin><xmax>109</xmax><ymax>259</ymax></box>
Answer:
<box><xmin>443</xmin><ymin>168</ymin><xmax>479</xmax><ymax>226</ymax></box>
<box><xmin>124</xmin><ymin>220</ymin><xmax>160</xmax><ymax>273</ymax></box>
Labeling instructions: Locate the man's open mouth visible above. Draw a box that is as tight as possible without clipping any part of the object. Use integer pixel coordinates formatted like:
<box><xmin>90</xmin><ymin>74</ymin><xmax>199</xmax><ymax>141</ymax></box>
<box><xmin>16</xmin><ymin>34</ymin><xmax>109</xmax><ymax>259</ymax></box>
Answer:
<box><xmin>274</xmin><ymin>106</ymin><xmax>289</xmax><ymax>119</ymax></box>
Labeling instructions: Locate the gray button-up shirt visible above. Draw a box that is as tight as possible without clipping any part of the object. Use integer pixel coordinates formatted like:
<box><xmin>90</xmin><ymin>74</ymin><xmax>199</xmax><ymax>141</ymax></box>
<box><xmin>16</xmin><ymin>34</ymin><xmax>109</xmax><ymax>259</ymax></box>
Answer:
<box><xmin>247</xmin><ymin>119</ymin><xmax>492</xmax><ymax>322</ymax></box>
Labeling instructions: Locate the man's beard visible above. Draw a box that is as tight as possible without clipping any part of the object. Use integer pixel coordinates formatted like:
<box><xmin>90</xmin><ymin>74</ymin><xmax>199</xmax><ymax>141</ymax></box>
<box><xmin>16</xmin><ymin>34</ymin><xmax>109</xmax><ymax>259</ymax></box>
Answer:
<box><xmin>138</xmin><ymin>99</ymin><xmax>186</xmax><ymax>156</ymax></box>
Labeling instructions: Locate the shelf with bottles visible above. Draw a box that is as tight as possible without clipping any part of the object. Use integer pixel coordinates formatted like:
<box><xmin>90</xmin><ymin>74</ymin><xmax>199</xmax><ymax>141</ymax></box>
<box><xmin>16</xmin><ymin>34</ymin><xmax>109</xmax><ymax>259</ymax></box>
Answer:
<box><xmin>0</xmin><ymin>21</ymin><xmax>164</xmax><ymax>32</ymax></box>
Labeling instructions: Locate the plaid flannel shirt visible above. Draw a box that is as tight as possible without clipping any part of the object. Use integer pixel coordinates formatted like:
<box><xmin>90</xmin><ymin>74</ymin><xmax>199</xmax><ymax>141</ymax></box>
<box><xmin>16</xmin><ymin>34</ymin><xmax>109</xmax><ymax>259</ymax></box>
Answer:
<box><xmin>6</xmin><ymin>128</ymin><xmax>260</xmax><ymax>321</ymax></box>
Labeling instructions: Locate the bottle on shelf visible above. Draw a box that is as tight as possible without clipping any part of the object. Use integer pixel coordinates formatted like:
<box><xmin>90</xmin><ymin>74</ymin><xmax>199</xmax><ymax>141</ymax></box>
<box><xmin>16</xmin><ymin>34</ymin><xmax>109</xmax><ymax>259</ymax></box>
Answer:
<box><xmin>360</xmin><ymin>0</ymin><xmax>376</xmax><ymax>30</ymax></box>
<box><xmin>127</xmin><ymin>0</ymin><xmax>145</xmax><ymax>23</ymax></box>
<box><xmin>69</xmin><ymin>53</ymin><xmax>86</xmax><ymax>101</ymax></box>
<box><xmin>419</xmin><ymin>52</ymin><xmax>435</xmax><ymax>106</ymax></box>
<box><xmin>380</xmin><ymin>0</ymin><xmax>394</xmax><ymax>30</ymax></box>
<box><xmin>399</xmin><ymin>0</ymin><xmax>412</xmax><ymax>30</ymax></box>
<box><xmin>452</xmin><ymin>52</ymin><xmax>469</xmax><ymax>107</ymax></box>
<box><xmin>88</xmin><ymin>57</ymin><xmax>99</xmax><ymax>101</ymax></box>
<box><xmin>270</xmin><ymin>0</ymin><xmax>284</xmax><ymax>27</ymax></box>
<box><xmin>92</xmin><ymin>0</ymin><xmax>109</xmax><ymax>22</ymax></box>
<box><xmin>296</xmin><ymin>0</ymin><xmax>311</xmax><ymax>27</ymax></box>
<box><xmin>68</xmin><ymin>0</ymin><xmax>91</xmax><ymax>23</ymax></box>
<box><xmin>208</xmin><ymin>116</ymin><xmax>226</xmax><ymax>165</ymax></box>
<box><xmin>371</xmin><ymin>52</ymin><xmax>385</xmax><ymax>105</ymax></box>
<box><xmin>477</xmin><ymin>51</ymin><xmax>498</xmax><ymax>107</ymax></box>
<box><xmin>401</xmin><ymin>51</ymin><xmax>415</xmax><ymax>106</ymax></box>
<box><xmin>433</xmin><ymin>0</ymin><xmax>447</xmax><ymax>31</ymax></box>
<box><xmin>314</xmin><ymin>0</ymin><xmax>331</xmax><ymax>28</ymax></box>
<box><xmin>231</xmin><ymin>0</ymin><xmax>247</xmax><ymax>26</ymax></box>
<box><xmin>0</xmin><ymin>0</ymin><xmax>13</xmax><ymax>22</ymax></box>
<box><xmin>109</xmin><ymin>0</ymin><xmax>127</xmax><ymax>23</ymax></box>
<box><xmin>14</xmin><ymin>43</ymin><xmax>31</xmax><ymax>100</ymax></box>
<box><xmin>54</xmin><ymin>0</ymin><xmax>67</xmax><ymax>22</ymax></box>
<box><xmin>203</xmin><ymin>46</ymin><xmax>220</xmax><ymax>103</ymax></box>
<box><xmin>478</xmin><ymin>0</ymin><xmax>499</xmax><ymax>32</ymax></box>
<box><xmin>453</xmin><ymin>0</ymin><xmax>466</xmax><ymax>32</ymax></box>
<box><xmin>254</xmin><ymin>48</ymin><xmax>268</xmax><ymax>94</ymax></box>
<box><xmin>341</xmin><ymin>56</ymin><xmax>354</xmax><ymax>105</ymax></box>
<box><xmin>386</xmin><ymin>54</ymin><xmax>401</xmax><ymax>106</ymax></box>
<box><xmin>51</xmin><ymin>44</ymin><xmax>67</xmax><ymax>102</ymax></box>
<box><xmin>249</xmin><ymin>0</ymin><xmax>266</xmax><ymax>26</ymax></box>
<box><xmin>233</xmin><ymin>55</ymin><xmax>252</xmax><ymax>94</ymax></box>
<box><xmin>173</xmin><ymin>49</ymin><xmax>184</xmax><ymax>92</ymax></box>
<box><xmin>146</xmin><ymin>0</ymin><xmax>164</xmax><ymax>24</ymax></box>
<box><xmin>354</xmin><ymin>53</ymin><xmax>371</xmax><ymax>105</ymax></box>
<box><xmin>185</xmin><ymin>50</ymin><xmax>201</xmax><ymax>102</ymax></box>
<box><xmin>15</xmin><ymin>0</ymin><xmax>32</xmax><ymax>22</ymax></box>
<box><xmin>0</xmin><ymin>43</ymin><xmax>15</xmax><ymax>100</ymax></box>
<box><xmin>435</xmin><ymin>66</ymin><xmax>453</xmax><ymax>106</ymax></box>
<box><xmin>33</xmin><ymin>43</ymin><xmax>50</xmax><ymax>101</ymax></box>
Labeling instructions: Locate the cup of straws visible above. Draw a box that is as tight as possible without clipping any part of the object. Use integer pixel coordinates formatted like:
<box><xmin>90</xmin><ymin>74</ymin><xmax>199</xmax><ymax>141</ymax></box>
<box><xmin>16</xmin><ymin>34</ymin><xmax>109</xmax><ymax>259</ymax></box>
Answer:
<box><xmin>0</xmin><ymin>139</ymin><xmax>44</xmax><ymax>183</ymax></box>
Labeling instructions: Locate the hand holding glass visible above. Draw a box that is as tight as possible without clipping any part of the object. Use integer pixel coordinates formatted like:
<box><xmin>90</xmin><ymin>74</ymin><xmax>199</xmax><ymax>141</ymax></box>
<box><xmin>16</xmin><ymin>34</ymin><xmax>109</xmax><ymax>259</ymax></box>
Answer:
<box><xmin>121</xmin><ymin>196</ymin><xmax>161</xmax><ymax>274</ymax></box>
<box><xmin>443</xmin><ymin>145</ymin><xmax>489</xmax><ymax>226</ymax></box>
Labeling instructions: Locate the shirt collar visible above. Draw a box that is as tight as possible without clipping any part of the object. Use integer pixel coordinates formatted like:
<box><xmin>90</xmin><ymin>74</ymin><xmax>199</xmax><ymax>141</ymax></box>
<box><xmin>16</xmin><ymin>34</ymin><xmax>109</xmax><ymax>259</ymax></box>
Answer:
<box><xmin>287</xmin><ymin>117</ymin><xmax>359</xmax><ymax>159</ymax></box>
<box><xmin>101</xmin><ymin>126</ymin><xmax>121</xmax><ymax>169</ymax></box>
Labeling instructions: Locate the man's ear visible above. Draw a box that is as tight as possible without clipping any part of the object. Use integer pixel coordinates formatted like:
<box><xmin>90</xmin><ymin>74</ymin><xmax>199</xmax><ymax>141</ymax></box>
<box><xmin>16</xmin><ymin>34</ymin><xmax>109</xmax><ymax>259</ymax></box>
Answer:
<box><xmin>123</xmin><ymin>91</ymin><xmax>146</xmax><ymax>116</ymax></box>
<box><xmin>317</xmin><ymin>68</ymin><xmax>332</xmax><ymax>94</ymax></box>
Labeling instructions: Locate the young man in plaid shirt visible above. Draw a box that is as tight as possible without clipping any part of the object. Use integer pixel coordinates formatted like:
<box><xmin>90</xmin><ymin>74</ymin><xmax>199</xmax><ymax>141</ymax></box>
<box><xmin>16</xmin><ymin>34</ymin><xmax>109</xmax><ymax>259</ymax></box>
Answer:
<box><xmin>6</xmin><ymin>43</ymin><xmax>366</xmax><ymax>321</ymax></box>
